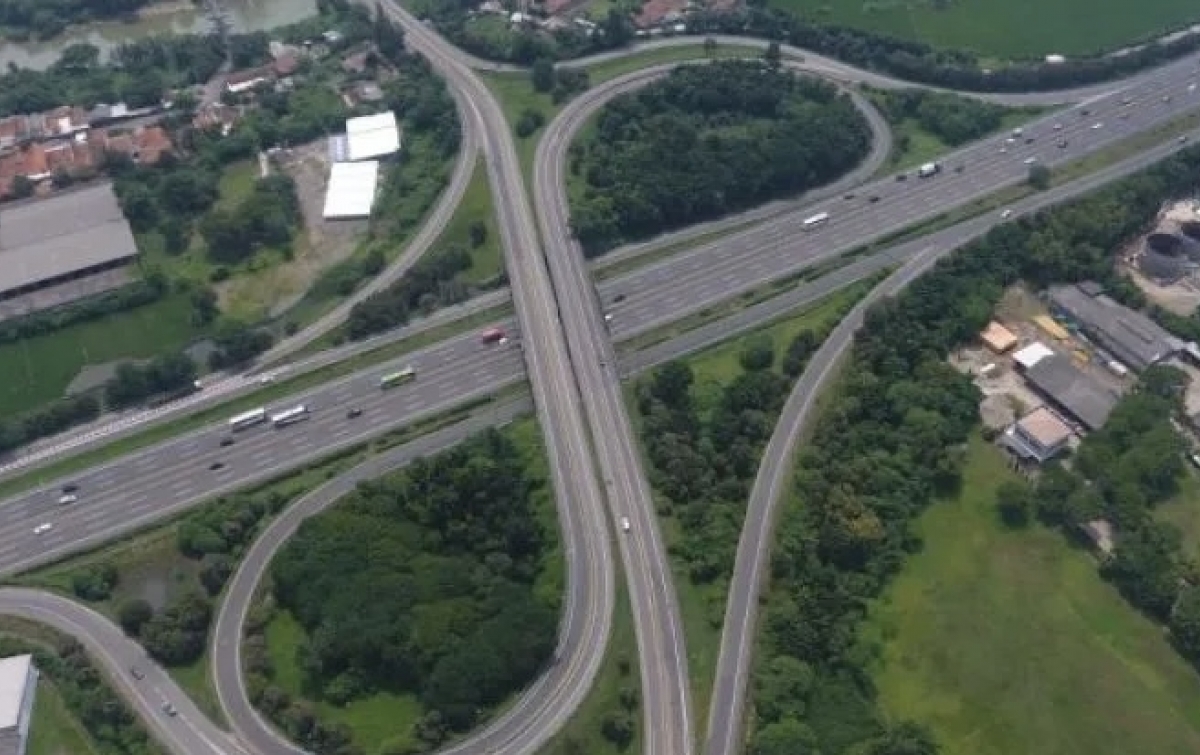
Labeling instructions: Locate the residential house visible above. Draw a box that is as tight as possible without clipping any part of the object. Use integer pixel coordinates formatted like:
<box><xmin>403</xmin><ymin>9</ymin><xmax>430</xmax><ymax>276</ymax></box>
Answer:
<box><xmin>226</xmin><ymin>67</ymin><xmax>273</xmax><ymax>95</ymax></box>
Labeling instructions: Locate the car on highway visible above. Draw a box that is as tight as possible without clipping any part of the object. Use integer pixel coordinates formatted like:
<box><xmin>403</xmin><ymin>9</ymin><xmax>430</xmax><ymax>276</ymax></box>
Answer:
<box><xmin>33</xmin><ymin>523</ymin><xmax>52</xmax><ymax>536</ymax></box>
<box><xmin>481</xmin><ymin>327</ymin><xmax>508</xmax><ymax>345</ymax></box>
<box><xmin>1180</xmin><ymin>135</ymin><xmax>1190</xmax><ymax>144</ymax></box>
<box><xmin>209</xmin><ymin>461</ymin><xmax>225</xmax><ymax>471</ymax></box>
<box><xmin>1053</xmin><ymin>122</ymin><xmax>1063</xmax><ymax>130</ymax></box>
<box><xmin>1092</xmin><ymin>122</ymin><xmax>1104</xmax><ymax>129</ymax></box>
<box><xmin>1023</xmin><ymin>157</ymin><xmax>1038</xmax><ymax>165</ymax></box>
<box><xmin>1001</xmin><ymin>209</ymin><xmax>1013</xmax><ymax>219</ymax></box>
<box><xmin>161</xmin><ymin>701</ymin><xmax>177</xmax><ymax>717</ymax></box>
<box><xmin>61</xmin><ymin>483</ymin><xmax>78</xmax><ymax>494</ymax></box>
<box><xmin>620</xmin><ymin>517</ymin><xmax>631</xmax><ymax>532</ymax></box>
<box><xmin>130</xmin><ymin>667</ymin><xmax>145</xmax><ymax>680</ymax></box>
<box><xmin>58</xmin><ymin>493</ymin><xmax>77</xmax><ymax>505</ymax></box>
<box><xmin>346</xmin><ymin>408</ymin><xmax>363</xmax><ymax>419</ymax></box>
<box><xmin>220</xmin><ymin>437</ymin><xmax>235</xmax><ymax>447</ymax></box>
<box><xmin>868</xmin><ymin>195</ymin><xmax>880</xmax><ymax>203</ymax></box>
<box><xmin>1058</xmin><ymin>139</ymin><xmax>1069</xmax><ymax>149</ymax></box>
<box><xmin>612</xmin><ymin>293</ymin><xmax>626</xmax><ymax>304</ymax></box>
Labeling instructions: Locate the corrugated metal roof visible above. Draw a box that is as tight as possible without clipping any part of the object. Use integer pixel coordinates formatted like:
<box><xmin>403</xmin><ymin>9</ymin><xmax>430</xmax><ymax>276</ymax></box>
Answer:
<box><xmin>323</xmin><ymin>160</ymin><xmax>379</xmax><ymax>219</ymax></box>
<box><xmin>345</xmin><ymin>111</ymin><xmax>400</xmax><ymax>162</ymax></box>
<box><xmin>0</xmin><ymin>654</ymin><xmax>33</xmax><ymax>730</ymax></box>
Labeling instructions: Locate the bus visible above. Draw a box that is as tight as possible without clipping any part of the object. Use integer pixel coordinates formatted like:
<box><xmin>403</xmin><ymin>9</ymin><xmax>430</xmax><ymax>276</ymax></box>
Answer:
<box><xmin>802</xmin><ymin>212</ymin><xmax>829</xmax><ymax>230</ymax></box>
<box><xmin>379</xmin><ymin>366</ymin><xmax>417</xmax><ymax>389</ymax></box>
<box><xmin>228</xmin><ymin>408</ymin><xmax>267</xmax><ymax>431</ymax></box>
<box><xmin>270</xmin><ymin>404</ymin><xmax>310</xmax><ymax>428</ymax></box>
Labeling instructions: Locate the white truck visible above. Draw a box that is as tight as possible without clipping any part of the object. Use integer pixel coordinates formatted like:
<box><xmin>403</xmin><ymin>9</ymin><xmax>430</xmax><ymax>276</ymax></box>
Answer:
<box><xmin>917</xmin><ymin>162</ymin><xmax>941</xmax><ymax>178</ymax></box>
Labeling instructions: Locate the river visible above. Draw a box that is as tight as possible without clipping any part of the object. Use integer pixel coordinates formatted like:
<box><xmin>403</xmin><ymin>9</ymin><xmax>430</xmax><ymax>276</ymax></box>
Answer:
<box><xmin>0</xmin><ymin>0</ymin><xmax>318</xmax><ymax>71</ymax></box>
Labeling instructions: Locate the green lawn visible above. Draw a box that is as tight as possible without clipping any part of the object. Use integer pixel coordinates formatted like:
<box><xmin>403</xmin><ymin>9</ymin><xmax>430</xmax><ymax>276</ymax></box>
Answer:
<box><xmin>865</xmin><ymin>437</ymin><xmax>1200</xmax><ymax>755</ymax></box>
<box><xmin>0</xmin><ymin>293</ymin><xmax>202</xmax><ymax>419</ymax></box>
<box><xmin>768</xmin><ymin>0</ymin><xmax>1200</xmax><ymax>59</ymax></box>
<box><xmin>27</xmin><ymin>679</ymin><xmax>98</xmax><ymax>755</ymax></box>
<box><xmin>433</xmin><ymin>157</ymin><xmax>505</xmax><ymax>286</ymax></box>
<box><xmin>1154</xmin><ymin>467</ymin><xmax>1200</xmax><ymax>558</ymax></box>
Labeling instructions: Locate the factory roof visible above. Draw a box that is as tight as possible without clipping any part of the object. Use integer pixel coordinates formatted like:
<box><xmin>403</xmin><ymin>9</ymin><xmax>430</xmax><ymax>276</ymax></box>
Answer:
<box><xmin>981</xmin><ymin>321</ymin><xmax>1018</xmax><ymax>353</ymax></box>
<box><xmin>345</xmin><ymin>111</ymin><xmax>400</xmax><ymax>162</ymax></box>
<box><xmin>1047</xmin><ymin>283</ymin><xmax>1181</xmax><ymax>371</ymax></box>
<box><xmin>1024</xmin><ymin>354</ymin><xmax>1119</xmax><ymax>431</ymax></box>
<box><xmin>0</xmin><ymin>183</ymin><xmax>139</xmax><ymax>295</ymax></box>
<box><xmin>322</xmin><ymin>160</ymin><xmax>379</xmax><ymax>219</ymax></box>
<box><xmin>0</xmin><ymin>654</ymin><xmax>33</xmax><ymax>730</ymax></box>
<box><xmin>1013</xmin><ymin>341</ymin><xmax>1055</xmax><ymax>370</ymax></box>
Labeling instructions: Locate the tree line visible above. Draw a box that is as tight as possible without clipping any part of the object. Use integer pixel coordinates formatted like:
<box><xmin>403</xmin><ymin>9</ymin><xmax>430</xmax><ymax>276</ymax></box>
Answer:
<box><xmin>255</xmin><ymin>428</ymin><xmax>558</xmax><ymax>752</ymax></box>
<box><xmin>569</xmin><ymin>60</ymin><xmax>872</xmax><ymax>254</ymax></box>
<box><xmin>871</xmin><ymin>87</ymin><xmax>1013</xmax><ymax>148</ymax></box>
<box><xmin>0</xmin><ymin>0</ymin><xmax>149</xmax><ymax>41</ymax></box>
<box><xmin>747</xmin><ymin>140</ymin><xmax>1200</xmax><ymax>755</ymax></box>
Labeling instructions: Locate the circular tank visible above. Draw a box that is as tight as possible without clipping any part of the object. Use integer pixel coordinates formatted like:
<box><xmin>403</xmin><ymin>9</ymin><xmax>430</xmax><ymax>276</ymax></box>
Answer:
<box><xmin>1140</xmin><ymin>232</ymin><xmax>1190</xmax><ymax>282</ymax></box>
<box><xmin>1179</xmin><ymin>220</ymin><xmax>1200</xmax><ymax>261</ymax></box>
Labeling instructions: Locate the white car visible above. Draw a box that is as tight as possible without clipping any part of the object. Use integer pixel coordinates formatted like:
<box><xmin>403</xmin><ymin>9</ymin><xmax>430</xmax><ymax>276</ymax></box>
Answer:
<box><xmin>619</xmin><ymin>517</ymin><xmax>631</xmax><ymax>533</ymax></box>
<box><xmin>33</xmin><ymin>523</ymin><xmax>52</xmax><ymax>536</ymax></box>
<box><xmin>1023</xmin><ymin>157</ymin><xmax>1038</xmax><ymax>165</ymax></box>
<box><xmin>1091</xmin><ymin>122</ymin><xmax>1103</xmax><ymax>130</ymax></box>
<box><xmin>1001</xmin><ymin>209</ymin><xmax>1013</xmax><ymax>220</ymax></box>
<box><xmin>1052</xmin><ymin>122</ymin><xmax>1063</xmax><ymax>130</ymax></box>
<box><xmin>58</xmin><ymin>493</ymin><xmax>77</xmax><ymax>505</ymax></box>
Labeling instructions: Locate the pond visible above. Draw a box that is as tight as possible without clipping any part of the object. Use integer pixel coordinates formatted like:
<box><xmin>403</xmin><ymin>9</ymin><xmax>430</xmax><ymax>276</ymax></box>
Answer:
<box><xmin>0</xmin><ymin>0</ymin><xmax>318</xmax><ymax>70</ymax></box>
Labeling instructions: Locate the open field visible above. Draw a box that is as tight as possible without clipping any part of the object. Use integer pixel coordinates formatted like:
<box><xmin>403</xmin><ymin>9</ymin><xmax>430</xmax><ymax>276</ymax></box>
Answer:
<box><xmin>865</xmin><ymin>437</ymin><xmax>1200</xmax><ymax>755</ymax></box>
<box><xmin>434</xmin><ymin>157</ymin><xmax>505</xmax><ymax>286</ymax></box>
<box><xmin>0</xmin><ymin>293</ymin><xmax>202</xmax><ymax>418</ymax></box>
<box><xmin>27</xmin><ymin>679</ymin><xmax>98</xmax><ymax>755</ymax></box>
<box><xmin>769</xmin><ymin>0</ymin><xmax>1200</xmax><ymax>59</ymax></box>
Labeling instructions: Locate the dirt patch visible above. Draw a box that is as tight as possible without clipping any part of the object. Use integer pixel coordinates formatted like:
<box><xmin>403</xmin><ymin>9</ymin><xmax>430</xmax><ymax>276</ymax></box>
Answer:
<box><xmin>1125</xmin><ymin>265</ymin><xmax>1200</xmax><ymax>316</ymax></box>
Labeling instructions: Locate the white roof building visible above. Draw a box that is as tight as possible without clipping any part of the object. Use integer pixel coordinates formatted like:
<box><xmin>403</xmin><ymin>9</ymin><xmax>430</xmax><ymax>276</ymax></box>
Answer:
<box><xmin>1013</xmin><ymin>341</ymin><xmax>1055</xmax><ymax>370</ymax></box>
<box><xmin>0</xmin><ymin>654</ymin><xmax>38</xmax><ymax>755</ymax></box>
<box><xmin>345</xmin><ymin>111</ymin><xmax>401</xmax><ymax>162</ymax></box>
<box><xmin>323</xmin><ymin>160</ymin><xmax>380</xmax><ymax>220</ymax></box>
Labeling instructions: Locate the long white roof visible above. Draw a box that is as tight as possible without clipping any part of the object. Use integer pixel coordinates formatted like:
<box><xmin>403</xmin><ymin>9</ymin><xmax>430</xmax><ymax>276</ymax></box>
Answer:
<box><xmin>0</xmin><ymin>655</ymin><xmax>33</xmax><ymax>730</ymax></box>
<box><xmin>322</xmin><ymin>161</ymin><xmax>379</xmax><ymax>220</ymax></box>
<box><xmin>345</xmin><ymin>111</ymin><xmax>400</xmax><ymax>162</ymax></box>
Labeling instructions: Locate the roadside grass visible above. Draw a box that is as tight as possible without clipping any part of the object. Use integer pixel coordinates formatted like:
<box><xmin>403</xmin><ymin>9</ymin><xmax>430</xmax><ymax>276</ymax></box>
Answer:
<box><xmin>766</xmin><ymin>0</ymin><xmax>1200</xmax><ymax>59</ymax></box>
<box><xmin>27</xmin><ymin>678</ymin><xmax>99</xmax><ymax>755</ymax></box>
<box><xmin>0</xmin><ymin>300</ymin><xmax>512</xmax><ymax>502</ymax></box>
<box><xmin>624</xmin><ymin>283</ymin><xmax>870</xmax><ymax>734</ymax></box>
<box><xmin>864</xmin><ymin>436</ymin><xmax>1200</xmax><ymax>755</ymax></box>
<box><xmin>0</xmin><ymin>293</ymin><xmax>203</xmax><ymax>418</ymax></box>
<box><xmin>434</xmin><ymin>157</ymin><xmax>505</xmax><ymax>286</ymax></box>
<box><xmin>255</xmin><ymin>418</ymin><xmax>556</xmax><ymax>754</ymax></box>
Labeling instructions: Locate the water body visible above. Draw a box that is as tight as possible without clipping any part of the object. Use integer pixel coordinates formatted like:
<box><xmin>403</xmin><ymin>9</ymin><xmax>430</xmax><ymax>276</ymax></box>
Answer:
<box><xmin>0</xmin><ymin>0</ymin><xmax>317</xmax><ymax>70</ymax></box>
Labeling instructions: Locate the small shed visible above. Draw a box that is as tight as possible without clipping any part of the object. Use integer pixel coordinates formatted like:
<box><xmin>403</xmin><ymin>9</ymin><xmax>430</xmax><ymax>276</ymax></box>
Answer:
<box><xmin>981</xmin><ymin>321</ymin><xmax>1018</xmax><ymax>354</ymax></box>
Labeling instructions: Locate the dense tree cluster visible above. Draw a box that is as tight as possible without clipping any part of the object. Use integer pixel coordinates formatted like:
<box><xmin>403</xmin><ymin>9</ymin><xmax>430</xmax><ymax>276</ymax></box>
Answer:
<box><xmin>207</xmin><ymin>322</ymin><xmax>275</xmax><ymax>370</ymax></box>
<box><xmin>873</xmin><ymin>88</ymin><xmax>1009</xmax><ymax>147</ymax></box>
<box><xmin>200</xmin><ymin>174</ymin><xmax>302</xmax><ymax>265</ymax></box>
<box><xmin>0</xmin><ymin>273</ymin><xmax>168</xmax><ymax>346</ymax></box>
<box><xmin>0</xmin><ymin>0</ymin><xmax>149</xmax><ymax>40</ymax></box>
<box><xmin>345</xmin><ymin>246</ymin><xmax>474</xmax><ymax>339</ymax></box>
<box><xmin>749</xmin><ymin>143</ymin><xmax>1200</xmax><ymax>753</ymax></box>
<box><xmin>104</xmin><ymin>352</ymin><xmax>198</xmax><ymax>409</ymax></box>
<box><xmin>0</xmin><ymin>393</ymin><xmax>100</xmax><ymax>457</ymax></box>
<box><xmin>258</xmin><ymin>429</ymin><xmax>557</xmax><ymax>747</ymax></box>
<box><xmin>570</xmin><ymin>61</ymin><xmax>871</xmax><ymax>254</ymax></box>
<box><xmin>0</xmin><ymin>632</ymin><xmax>162</xmax><ymax>755</ymax></box>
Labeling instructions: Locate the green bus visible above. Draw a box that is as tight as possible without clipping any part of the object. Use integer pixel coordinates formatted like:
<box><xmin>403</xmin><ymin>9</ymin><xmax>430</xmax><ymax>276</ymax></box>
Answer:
<box><xmin>379</xmin><ymin>366</ymin><xmax>417</xmax><ymax>389</ymax></box>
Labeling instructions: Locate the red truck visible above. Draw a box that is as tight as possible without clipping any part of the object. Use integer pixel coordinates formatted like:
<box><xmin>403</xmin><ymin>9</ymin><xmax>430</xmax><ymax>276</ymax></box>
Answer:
<box><xmin>480</xmin><ymin>327</ymin><xmax>507</xmax><ymax>345</ymax></box>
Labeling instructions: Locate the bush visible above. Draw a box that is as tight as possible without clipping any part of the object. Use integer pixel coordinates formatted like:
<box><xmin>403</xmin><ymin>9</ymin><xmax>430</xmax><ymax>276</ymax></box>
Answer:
<box><xmin>118</xmin><ymin>598</ymin><xmax>155</xmax><ymax>635</ymax></box>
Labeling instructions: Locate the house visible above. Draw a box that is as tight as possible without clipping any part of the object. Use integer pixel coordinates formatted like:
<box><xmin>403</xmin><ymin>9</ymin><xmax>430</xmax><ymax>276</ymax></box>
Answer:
<box><xmin>341</xmin><ymin>50</ymin><xmax>371</xmax><ymax>75</ymax></box>
<box><xmin>226</xmin><ymin>67</ymin><xmax>273</xmax><ymax>94</ymax></box>
<box><xmin>981</xmin><ymin>321</ymin><xmax>1018</xmax><ymax>354</ymax></box>
<box><xmin>1001</xmin><ymin>406</ymin><xmax>1073</xmax><ymax>464</ymax></box>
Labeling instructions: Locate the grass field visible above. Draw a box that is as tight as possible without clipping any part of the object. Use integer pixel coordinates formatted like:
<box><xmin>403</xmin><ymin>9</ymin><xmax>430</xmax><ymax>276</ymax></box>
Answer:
<box><xmin>0</xmin><ymin>293</ymin><xmax>202</xmax><ymax>419</ymax></box>
<box><xmin>434</xmin><ymin>157</ymin><xmax>505</xmax><ymax>286</ymax></box>
<box><xmin>27</xmin><ymin>679</ymin><xmax>98</xmax><ymax>755</ymax></box>
<box><xmin>865</xmin><ymin>437</ymin><xmax>1200</xmax><ymax>755</ymax></box>
<box><xmin>769</xmin><ymin>0</ymin><xmax>1200</xmax><ymax>59</ymax></box>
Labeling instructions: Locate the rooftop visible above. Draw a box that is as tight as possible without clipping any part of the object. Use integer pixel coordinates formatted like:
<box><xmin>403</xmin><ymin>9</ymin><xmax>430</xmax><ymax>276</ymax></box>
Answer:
<box><xmin>345</xmin><ymin>111</ymin><xmax>401</xmax><ymax>162</ymax></box>
<box><xmin>323</xmin><ymin>160</ymin><xmax>379</xmax><ymax>219</ymax></box>
<box><xmin>0</xmin><ymin>183</ymin><xmax>140</xmax><ymax>294</ymax></box>
<box><xmin>1013</xmin><ymin>341</ymin><xmax>1055</xmax><ymax>370</ymax></box>
<box><xmin>1016</xmin><ymin>406</ymin><xmax>1073</xmax><ymax>448</ymax></box>
<box><xmin>0</xmin><ymin>654</ymin><xmax>33</xmax><ymax>730</ymax></box>
<box><xmin>1048</xmin><ymin>283</ymin><xmax>1181</xmax><ymax>370</ymax></box>
<box><xmin>981</xmin><ymin>320</ymin><xmax>1018</xmax><ymax>353</ymax></box>
<box><xmin>1024</xmin><ymin>354</ymin><xmax>1120</xmax><ymax>431</ymax></box>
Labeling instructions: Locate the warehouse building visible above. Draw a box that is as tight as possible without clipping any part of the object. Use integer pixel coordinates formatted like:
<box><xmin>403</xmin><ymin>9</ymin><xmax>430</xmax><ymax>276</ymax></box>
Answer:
<box><xmin>322</xmin><ymin>160</ymin><xmax>380</xmax><ymax>220</ymax></box>
<box><xmin>1022</xmin><ymin>352</ymin><xmax>1120</xmax><ymax>431</ymax></box>
<box><xmin>0</xmin><ymin>655</ymin><xmax>37</xmax><ymax>755</ymax></box>
<box><xmin>344</xmin><ymin>111</ymin><xmax>400</xmax><ymax>162</ymax></box>
<box><xmin>0</xmin><ymin>183</ymin><xmax>139</xmax><ymax>315</ymax></box>
<box><xmin>1047</xmin><ymin>282</ymin><xmax>1182</xmax><ymax>372</ymax></box>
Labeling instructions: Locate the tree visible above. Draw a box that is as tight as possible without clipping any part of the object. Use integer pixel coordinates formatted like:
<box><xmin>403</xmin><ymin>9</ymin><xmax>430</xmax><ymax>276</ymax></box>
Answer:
<box><xmin>764</xmin><ymin>41</ymin><xmax>782</xmax><ymax>70</ymax></box>
<box><xmin>704</xmin><ymin>37</ymin><xmax>718</xmax><ymax>57</ymax></box>
<box><xmin>530</xmin><ymin>58</ymin><xmax>555</xmax><ymax>93</ymax></box>
<box><xmin>859</xmin><ymin>721</ymin><xmax>939</xmax><ymax>755</ymax></box>
<box><xmin>753</xmin><ymin>718</ymin><xmax>819</xmax><ymax>755</ymax></box>
<box><xmin>995</xmin><ymin>480</ymin><xmax>1033</xmax><ymax>527</ymax></box>
<box><xmin>739</xmin><ymin>336</ymin><xmax>776</xmax><ymax>372</ymax></box>
<box><xmin>468</xmin><ymin>219</ymin><xmax>488</xmax><ymax>247</ymax></box>
<box><xmin>9</xmin><ymin>175</ymin><xmax>35</xmax><ymax>199</ymax></box>
<box><xmin>118</xmin><ymin>598</ymin><xmax>154</xmax><ymax>635</ymax></box>
<box><xmin>1170</xmin><ymin>585</ymin><xmax>1200</xmax><ymax>663</ymax></box>
<box><xmin>601</xmin><ymin>709</ymin><xmax>634</xmax><ymax>748</ymax></box>
<box><xmin>1027</xmin><ymin>163</ymin><xmax>1051</xmax><ymax>190</ymax></box>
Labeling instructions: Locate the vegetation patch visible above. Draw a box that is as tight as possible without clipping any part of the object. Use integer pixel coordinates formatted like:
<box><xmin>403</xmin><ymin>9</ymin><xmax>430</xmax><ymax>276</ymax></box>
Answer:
<box><xmin>429</xmin><ymin>157</ymin><xmax>505</xmax><ymax>287</ymax></box>
<box><xmin>0</xmin><ymin>617</ymin><xmax>163</xmax><ymax>755</ymax></box>
<box><xmin>746</xmin><ymin>140</ymin><xmax>1200</xmax><ymax>755</ymax></box>
<box><xmin>244</xmin><ymin>421</ymin><xmax>561</xmax><ymax>755</ymax></box>
<box><xmin>866</xmin><ymin>437</ymin><xmax>1200</xmax><ymax>755</ymax></box>
<box><xmin>629</xmin><ymin>284</ymin><xmax>866</xmax><ymax>729</ymax></box>
<box><xmin>568</xmin><ymin>60</ymin><xmax>872</xmax><ymax>255</ymax></box>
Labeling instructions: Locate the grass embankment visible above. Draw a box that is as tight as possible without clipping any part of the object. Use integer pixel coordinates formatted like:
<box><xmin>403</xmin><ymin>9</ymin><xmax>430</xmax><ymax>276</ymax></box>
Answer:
<box><xmin>431</xmin><ymin>156</ymin><xmax>505</xmax><ymax>286</ymax></box>
<box><xmin>865</xmin><ymin>437</ymin><xmax>1200</xmax><ymax>755</ymax></box>
<box><xmin>27</xmin><ymin>678</ymin><xmax>98</xmax><ymax>755</ymax></box>
<box><xmin>767</xmin><ymin>0</ymin><xmax>1200</xmax><ymax>59</ymax></box>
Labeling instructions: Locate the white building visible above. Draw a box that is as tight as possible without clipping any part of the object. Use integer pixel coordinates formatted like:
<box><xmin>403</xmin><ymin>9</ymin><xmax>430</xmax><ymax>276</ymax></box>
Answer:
<box><xmin>322</xmin><ymin>160</ymin><xmax>380</xmax><ymax>220</ymax></box>
<box><xmin>0</xmin><ymin>655</ymin><xmax>37</xmax><ymax>755</ymax></box>
<box><xmin>345</xmin><ymin>112</ymin><xmax>401</xmax><ymax>162</ymax></box>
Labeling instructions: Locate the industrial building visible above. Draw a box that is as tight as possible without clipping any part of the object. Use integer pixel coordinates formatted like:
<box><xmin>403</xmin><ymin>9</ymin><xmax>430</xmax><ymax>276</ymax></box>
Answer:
<box><xmin>1047</xmin><ymin>282</ymin><xmax>1182</xmax><ymax>372</ymax></box>
<box><xmin>0</xmin><ymin>655</ymin><xmax>37</xmax><ymax>755</ymax></box>
<box><xmin>1021</xmin><ymin>351</ymin><xmax>1120</xmax><ymax>431</ymax></box>
<box><xmin>0</xmin><ymin>183</ymin><xmax>140</xmax><ymax>313</ymax></box>
<box><xmin>1001</xmin><ymin>406</ymin><xmax>1073</xmax><ymax>464</ymax></box>
<box><xmin>322</xmin><ymin>160</ymin><xmax>380</xmax><ymax>220</ymax></box>
<box><xmin>344</xmin><ymin>111</ymin><xmax>400</xmax><ymax>162</ymax></box>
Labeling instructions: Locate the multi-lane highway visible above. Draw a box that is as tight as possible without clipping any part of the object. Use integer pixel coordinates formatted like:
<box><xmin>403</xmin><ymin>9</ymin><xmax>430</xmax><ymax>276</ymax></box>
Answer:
<box><xmin>8</xmin><ymin>18</ymin><xmax>1200</xmax><ymax>755</ymax></box>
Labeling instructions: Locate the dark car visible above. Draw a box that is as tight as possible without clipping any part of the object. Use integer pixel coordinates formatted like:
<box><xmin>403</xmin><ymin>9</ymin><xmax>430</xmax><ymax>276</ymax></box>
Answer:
<box><xmin>209</xmin><ymin>461</ymin><xmax>225</xmax><ymax>471</ymax></box>
<box><xmin>346</xmin><ymin>408</ymin><xmax>363</xmax><ymax>419</ymax></box>
<box><xmin>612</xmin><ymin>293</ymin><xmax>626</xmax><ymax>304</ymax></box>
<box><xmin>219</xmin><ymin>437</ymin><xmax>235</xmax><ymax>447</ymax></box>
<box><xmin>868</xmin><ymin>195</ymin><xmax>880</xmax><ymax>203</ymax></box>
<box><xmin>61</xmin><ymin>483</ymin><xmax>79</xmax><ymax>494</ymax></box>
<box><xmin>130</xmin><ymin>667</ymin><xmax>145</xmax><ymax>680</ymax></box>
<box><xmin>895</xmin><ymin>173</ymin><xmax>907</xmax><ymax>181</ymax></box>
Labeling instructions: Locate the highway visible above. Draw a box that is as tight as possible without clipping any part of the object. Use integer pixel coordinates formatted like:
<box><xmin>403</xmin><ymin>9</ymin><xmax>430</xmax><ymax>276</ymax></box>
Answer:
<box><xmin>6</xmin><ymin>18</ymin><xmax>1200</xmax><ymax>755</ymax></box>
